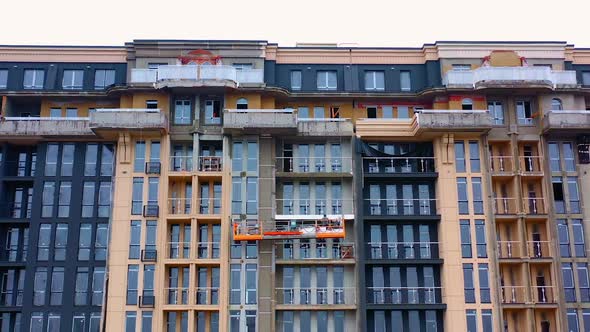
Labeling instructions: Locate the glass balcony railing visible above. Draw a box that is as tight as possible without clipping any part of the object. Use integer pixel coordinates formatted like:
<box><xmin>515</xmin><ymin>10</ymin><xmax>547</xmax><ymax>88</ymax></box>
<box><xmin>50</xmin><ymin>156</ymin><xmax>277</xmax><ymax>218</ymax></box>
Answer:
<box><xmin>276</xmin><ymin>157</ymin><xmax>352</xmax><ymax>174</ymax></box>
<box><xmin>367</xmin><ymin>287</ymin><xmax>442</xmax><ymax>304</ymax></box>
<box><xmin>364</xmin><ymin>198</ymin><xmax>437</xmax><ymax>216</ymax></box>
<box><xmin>276</xmin><ymin>287</ymin><xmax>356</xmax><ymax>305</ymax></box>
<box><xmin>367</xmin><ymin>242</ymin><xmax>439</xmax><ymax>260</ymax></box>
<box><xmin>363</xmin><ymin>157</ymin><xmax>435</xmax><ymax>174</ymax></box>
<box><xmin>275</xmin><ymin>241</ymin><xmax>354</xmax><ymax>260</ymax></box>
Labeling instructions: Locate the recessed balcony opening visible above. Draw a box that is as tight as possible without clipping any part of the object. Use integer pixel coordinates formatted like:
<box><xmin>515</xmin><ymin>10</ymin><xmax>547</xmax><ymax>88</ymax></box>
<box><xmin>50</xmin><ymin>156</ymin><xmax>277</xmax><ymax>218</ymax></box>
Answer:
<box><xmin>199</xmin><ymin>141</ymin><xmax>222</xmax><ymax>172</ymax></box>
<box><xmin>170</xmin><ymin>142</ymin><xmax>193</xmax><ymax>173</ymax></box>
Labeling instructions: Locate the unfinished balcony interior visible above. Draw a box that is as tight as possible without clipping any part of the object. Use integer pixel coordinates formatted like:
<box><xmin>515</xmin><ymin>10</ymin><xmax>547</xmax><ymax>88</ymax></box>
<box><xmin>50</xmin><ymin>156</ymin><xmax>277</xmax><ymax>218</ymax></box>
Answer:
<box><xmin>497</xmin><ymin>220</ymin><xmax>524</xmax><ymax>260</ymax></box>
<box><xmin>366</xmin><ymin>223</ymin><xmax>441</xmax><ymax>263</ymax></box>
<box><xmin>198</xmin><ymin>182</ymin><xmax>222</xmax><ymax>217</ymax></box>
<box><xmin>167</xmin><ymin>223</ymin><xmax>192</xmax><ymax>261</ymax></box>
<box><xmin>521</xmin><ymin>180</ymin><xmax>547</xmax><ymax>216</ymax></box>
<box><xmin>500</xmin><ymin>265</ymin><xmax>527</xmax><ymax>305</ymax></box>
<box><xmin>529</xmin><ymin>265</ymin><xmax>557</xmax><ymax>305</ymax></box>
<box><xmin>170</xmin><ymin>142</ymin><xmax>194</xmax><ymax>174</ymax></box>
<box><xmin>492</xmin><ymin>179</ymin><xmax>519</xmax><ymax>217</ymax></box>
<box><xmin>0</xmin><ymin>145</ymin><xmax>37</xmax><ymax>179</ymax></box>
<box><xmin>489</xmin><ymin>141</ymin><xmax>515</xmax><ymax>178</ymax></box>
<box><xmin>518</xmin><ymin>142</ymin><xmax>544</xmax><ymax>178</ymax></box>
<box><xmin>168</xmin><ymin>180</ymin><xmax>193</xmax><ymax>218</ymax></box>
<box><xmin>275</xmin><ymin>265</ymin><xmax>356</xmax><ymax>309</ymax></box>
<box><xmin>276</xmin><ymin>141</ymin><xmax>353</xmax><ymax>178</ymax></box>
<box><xmin>524</xmin><ymin>222</ymin><xmax>552</xmax><ymax>260</ymax></box>
<box><xmin>0</xmin><ymin>184</ymin><xmax>33</xmax><ymax>221</ymax></box>
<box><xmin>198</xmin><ymin>141</ymin><xmax>223</xmax><ymax>176</ymax></box>
<box><xmin>0</xmin><ymin>225</ymin><xmax>28</xmax><ymax>265</ymax></box>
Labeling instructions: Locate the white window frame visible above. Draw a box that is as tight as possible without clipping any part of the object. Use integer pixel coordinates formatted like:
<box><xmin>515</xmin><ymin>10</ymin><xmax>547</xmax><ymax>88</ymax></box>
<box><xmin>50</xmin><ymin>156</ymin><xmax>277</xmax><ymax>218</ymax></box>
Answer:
<box><xmin>62</xmin><ymin>70</ymin><xmax>84</xmax><ymax>90</ymax></box>
<box><xmin>291</xmin><ymin>71</ymin><xmax>302</xmax><ymax>90</ymax></box>
<box><xmin>317</xmin><ymin>71</ymin><xmax>337</xmax><ymax>90</ymax></box>
<box><xmin>365</xmin><ymin>71</ymin><xmax>385</xmax><ymax>91</ymax></box>
<box><xmin>23</xmin><ymin>69</ymin><xmax>44</xmax><ymax>89</ymax></box>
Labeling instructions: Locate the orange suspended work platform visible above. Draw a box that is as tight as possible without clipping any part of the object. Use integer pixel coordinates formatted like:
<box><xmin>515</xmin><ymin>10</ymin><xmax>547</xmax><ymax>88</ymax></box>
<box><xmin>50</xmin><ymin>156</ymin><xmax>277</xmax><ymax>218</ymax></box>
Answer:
<box><xmin>233</xmin><ymin>217</ymin><xmax>346</xmax><ymax>241</ymax></box>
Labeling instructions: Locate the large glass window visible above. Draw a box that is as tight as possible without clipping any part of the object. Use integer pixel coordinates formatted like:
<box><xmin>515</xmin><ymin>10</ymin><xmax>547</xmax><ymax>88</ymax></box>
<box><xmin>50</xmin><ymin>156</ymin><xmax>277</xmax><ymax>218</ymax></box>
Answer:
<box><xmin>572</xmin><ymin>219</ymin><xmax>586</xmax><ymax>257</ymax></box>
<box><xmin>125</xmin><ymin>312</ymin><xmax>136</xmax><ymax>332</ymax></box>
<box><xmin>126</xmin><ymin>265</ymin><xmax>139</xmax><ymax>305</ymax></box>
<box><xmin>95</xmin><ymin>224</ymin><xmax>108</xmax><ymax>260</ymax></box>
<box><xmin>50</xmin><ymin>267</ymin><xmax>64</xmax><ymax>305</ymax></box>
<box><xmin>132</xmin><ymin>178</ymin><xmax>143</xmax><ymax>215</ymax></box>
<box><xmin>469</xmin><ymin>141</ymin><xmax>480</xmax><ymax>172</ymax></box>
<box><xmin>23</xmin><ymin>69</ymin><xmax>44</xmax><ymax>89</ymax></box>
<box><xmin>463</xmin><ymin>264</ymin><xmax>475</xmax><ymax>303</ymax></box>
<box><xmin>466</xmin><ymin>310</ymin><xmax>477</xmax><ymax>332</ymax></box>
<box><xmin>74</xmin><ymin>267</ymin><xmax>89</xmax><ymax>306</ymax></box>
<box><xmin>78</xmin><ymin>223</ymin><xmax>92</xmax><ymax>261</ymax></box>
<box><xmin>57</xmin><ymin>181</ymin><xmax>72</xmax><ymax>218</ymax></box>
<box><xmin>42</xmin><ymin>182</ymin><xmax>55</xmax><ymax>218</ymax></box>
<box><xmin>60</xmin><ymin>144</ymin><xmax>75</xmax><ymax>176</ymax></box>
<box><xmin>317</xmin><ymin>71</ymin><xmax>337</xmax><ymax>90</ymax></box>
<box><xmin>54</xmin><ymin>224</ymin><xmax>68</xmax><ymax>261</ymax></box>
<box><xmin>94</xmin><ymin>69</ymin><xmax>115</xmax><ymax>89</ymax></box>
<box><xmin>568</xmin><ymin>177</ymin><xmax>580</xmax><ymax>213</ymax></box>
<box><xmin>174</xmin><ymin>100</ymin><xmax>191</xmax><ymax>125</ymax></box>
<box><xmin>400</xmin><ymin>71</ymin><xmax>411</xmax><ymax>91</ymax></box>
<box><xmin>134</xmin><ymin>141</ymin><xmax>146</xmax><ymax>172</ymax></box>
<box><xmin>33</xmin><ymin>267</ymin><xmax>47</xmax><ymax>306</ymax></box>
<box><xmin>101</xmin><ymin>144</ymin><xmax>114</xmax><ymax>176</ymax></box>
<box><xmin>290</xmin><ymin>71</ymin><xmax>302</xmax><ymax>90</ymax></box>
<box><xmin>365</xmin><ymin>71</ymin><xmax>385</xmax><ymax>91</ymax></box>
<box><xmin>82</xmin><ymin>182</ymin><xmax>95</xmax><ymax>218</ymax></box>
<box><xmin>460</xmin><ymin>220</ymin><xmax>472</xmax><ymax>258</ymax></box>
<box><xmin>578</xmin><ymin>263</ymin><xmax>590</xmax><ymax>302</ymax></box>
<box><xmin>457</xmin><ymin>177</ymin><xmax>469</xmax><ymax>214</ymax></box>
<box><xmin>129</xmin><ymin>220</ymin><xmax>141</xmax><ymax>260</ymax></box>
<box><xmin>37</xmin><ymin>224</ymin><xmax>51</xmax><ymax>261</ymax></box>
<box><xmin>98</xmin><ymin>182</ymin><xmax>111</xmax><ymax>218</ymax></box>
<box><xmin>475</xmin><ymin>219</ymin><xmax>487</xmax><ymax>258</ymax></box>
<box><xmin>62</xmin><ymin>69</ymin><xmax>84</xmax><ymax>89</ymax></box>
<box><xmin>0</xmin><ymin>69</ymin><xmax>7</xmax><ymax>89</ymax></box>
<box><xmin>563</xmin><ymin>263</ymin><xmax>576</xmax><ymax>302</ymax></box>
<box><xmin>558</xmin><ymin>219</ymin><xmax>571</xmax><ymax>257</ymax></box>
<box><xmin>488</xmin><ymin>101</ymin><xmax>504</xmax><ymax>125</ymax></box>
<box><xmin>479</xmin><ymin>264</ymin><xmax>491</xmax><ymax>303</ymax></box>
<box><xmin>455</xmin><ymin>142</ymin><xmax>466</xmax><ymax>172</ymax></box>
<box><xmin>472</xmin><ymin>178</ymin><xmax>483</xmax><ymax>214</ymax></box>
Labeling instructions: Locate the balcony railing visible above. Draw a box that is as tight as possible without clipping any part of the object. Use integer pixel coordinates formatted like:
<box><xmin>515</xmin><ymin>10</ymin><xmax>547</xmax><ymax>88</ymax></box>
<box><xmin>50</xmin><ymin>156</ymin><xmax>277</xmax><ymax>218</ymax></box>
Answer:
<box><xmin>497</xmin><ymin>241</ymin><xmax>522</xmax><ymax>259</ymax></box>
<box><xmin>90</xmin><ymin>109</ymin><xmax>167</xmax><ymax>132</ymax></box>
<box><xmin>143</xmin><ymin>204</ymin><xmax>159</xmax><ymax>217</ymax></box>
<box><xmin>367</xmin><ymin>242</ymin><xmax>439</xmax><ymax>260</ymax></box>
<box><xmin>523</xmin><ymin>197</ymin><xmax>546</xmax><ymax>214</ymax></box>
<box><xmin>532</xmin><ymin>286</ymin><xmax>557</xmax><ymax>303</ymax></box>
<box><xmin>233</xmin><ymin>217</ymin><xmax>346</xmax><ymax>241</ymax></box>
<box><xmin>364</xmin><ymin>198</ymin><xmax>438</xmax><ymax>216</ymax></box>
<box><xmin>130</xmin><ymin>65</ymin><xmax>264</xmax><ymax>85</ymax></box>
<box><xmin>543</xmin><ymin>110</ymin><xmax>590</xmax><ymax>131</ymax></box>
<box><xmin>527</xmin><ymin>241</ymin><xmax>551</xmax><ymax>258</ymax></box>
<box><xmin>275</xmin><ymin>241</ymin><xmax>354</xmax><ymax>260</ymax></box>
<box><xmin>519</xmin><ymin>156</ymin><xmax>543</xmax><ymax>174</ymax></box>
<box><xmin>0</xmin><ymin>202</ymin><xmax>31</xmax><ymax>219</ymax></box>
<box><xmin>196</xmin><ymin>242</ymin><xmax>220</xmax><ymax>259</ymax></box>
<box><xmin>367</xmin><ymin>287</ymin><xmax>442</xmax><ymax>304</ymax></box>
<box><xmin>501</xmin><ymin>286</ymin><xmax>527</xmax><ymax>303</ymax></box>
<box><xmin>199</xmin><ymin>198</ymin><xmax>221</xmax><ymax>215</ymax></box>
<box><xmin>195</xmin><ymin>287</ymin><xmax>219</xmax><ymax>305</ymax></box>
<box><xmin>275</xmin><ymin>199</ymin><xmax>354</xmax><ymax>216</ymax></box>
<box><xmin>166</xmin><ymin>287</ymin><xmax>189</xmax><ymax>305</ymax></box>
<box><xmin>493</xmin><ymin>197</ymin><xmax>518</xmax><ymax>215</ymax></box>
<box><xmin>199</xmin><ymin>156</ymin><xmax>222</xmax><ymax>172</ymax></box>
<box><xmin>443</xmin><ymin>67</ymin><xmax>578</xmax><ymax>87</ymax></box>
<box><xmin>170</xmin><ymin>156</ymin><xmax>193</xmax><ymax>172</ymax></box>
<box><xmin>167</xmin><ymin>242</ymin><xmax>191</xmax><ymax>260</ymax></box>
<box><xmin>276</xmin><ymin>157</ymin><xmax>352</xmax><ymax>174</ymax></box>
<box><xmin>363</xmin><ymin>157</ymin><xmax>436</xmax><ymax>174</ymax></box>
<box><xmin>489</xmin><ymin>156</ymin><xmax>514</xmax><ymax>174</ymax></box>
<box><xmin>276</xmin><ymin>287</ymin><xmax>356</xmax><ymax>305</ymax></box>
<box><xmin>168</xmin><ymin>198</ymin><xmax>192</xmax><ymax>215</ymax></box>
<box><xmin>1</xmin><ymin>161</ymin><xmax>36</xmax><ymax>177</ymax></box>
<box><xmin>145</xmin><ymin>161</ymin><xmax>161</xmax><ymax>175</ymax></box>
<box><xmin>223</xmin><ymin>109</ymin><xmax>298</xmax><ymax>133</ymax></box>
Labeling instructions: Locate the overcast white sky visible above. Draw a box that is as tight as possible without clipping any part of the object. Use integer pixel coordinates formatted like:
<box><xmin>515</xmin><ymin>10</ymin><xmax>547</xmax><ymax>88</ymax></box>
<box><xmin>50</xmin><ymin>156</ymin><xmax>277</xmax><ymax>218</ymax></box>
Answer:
<box><xmin>3</xmin><ymin>0</ymin><xmax>590</xmax><ymax>47</ymax></box>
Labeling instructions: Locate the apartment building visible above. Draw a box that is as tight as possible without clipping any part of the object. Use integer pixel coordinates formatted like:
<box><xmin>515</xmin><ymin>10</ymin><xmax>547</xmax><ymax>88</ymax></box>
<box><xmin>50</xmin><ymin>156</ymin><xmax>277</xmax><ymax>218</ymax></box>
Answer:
<box><xmin>1</xmin><ymin>40</ymin><xmax>590</xmax><ymax>332</ymax></box>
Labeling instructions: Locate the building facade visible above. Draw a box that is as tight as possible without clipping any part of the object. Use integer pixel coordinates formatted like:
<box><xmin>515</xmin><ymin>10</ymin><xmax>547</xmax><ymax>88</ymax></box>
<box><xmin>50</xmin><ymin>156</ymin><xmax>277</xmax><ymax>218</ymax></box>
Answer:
<box><xmin>0</xmin><ymin>40</ymin><xmax>590</xmax><ymax>332</ymax></box>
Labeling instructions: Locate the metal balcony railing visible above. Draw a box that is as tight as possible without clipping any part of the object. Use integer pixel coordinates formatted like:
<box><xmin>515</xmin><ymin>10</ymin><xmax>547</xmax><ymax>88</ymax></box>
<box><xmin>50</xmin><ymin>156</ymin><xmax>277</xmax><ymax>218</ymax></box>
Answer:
<box><xmin>276</xmin><ymin>287</ymin><xmax>356</xmax><ymax>305</ymax></box>
<box><xmin>532</xmin><ymin>286</ymin><xmax>557</xmax><ymax>303</ymax></box>
<box><xmin>489</xmin><ymin>156</ymin><xmax>514</xmax><ymax>173</ymax></box>
<box><xmin>170</xmin><ymin>156</ymin><xmax>193</xmax><ymax>172</ymax></box>
<box><xmin>199</xmin><ymin>156</ymin><xmax>222</xmax><ymax>172</ymax></box>
<box><xmin>196</xmin><ymin>242</ymin><xmax>220</xmax><ymax>259</ymax></box>
<box><xmin>501</xmin><ymin>286</ymin><xmax>527</xmax><ymax>303</ymax></box>
<box><xmin>275</xmin><ymin>241</ymin><xmax>354</xmax><ymax>260</ymax></box>
<box><xmin>367</xmin><ymin>242</ymin><xmax>439</xmax><ymax>260</ymax></box>
<box><xmin>195</xmin><ymin>287</ymin><xmax>220</xmax><ymax>305</ymax></box>
<box><xmin>365</xmin><ymin>198</ymin><xmax>438</xmax><ymax>216</ymax></box>
<box><xmin>167</xmin><ymin>242</ymin><xmax>191</xmax><ymax>260</ymax></box>
<box><xmin>166</xmin><ymin>287</ymin><xmax>190</xmax><ymax>305</ymax></box>
<box><xmin>275</xmin><ymin>199</ymin><xmax>353</xmax><ymax>216</ymax></box>
<box><xmin>363</xmin><ymin>157</ymin><xmax>436</xmax><ymax>174</ymax></box>
<box><xmin>168</xmin><ymin>198</ymin><xmax>192</xmax><ymax>215</ymax></box>
<box><xmin>523</xmin><ymin>197</ymin><xmax>546</xmax><ymax>214</ymax></box>
<box><xmin>199</xmin><ymin>198</ymin><xmax>221</xmax><ymax>215</ymax></box>
<box><xmin>497</xmin><ymin>241</ymin><xmax>522</xmax><ymax>259</ymax></box>
<box><xmin>367</xmin><ymin>287</ymin><xmax>442</xmax><ymax>304</ymax></box>
<box><xmin>519</xmin><ymin>156</ymin><xmax>543</xmax><ymax>174</ymax></box>
<box><xmin>493</xmin><ymin>197</ymin><xmax>518</xmax><ymax>215</ymax></box>
<box><xmin>276</xmin><ymin>157</ymin><xmax>352</xmax><ymax>174</ymax></box>
<box><xmin>527</xmin><ymin>241</ymin><xmax>551</xmax><ymax>258</ymax></box>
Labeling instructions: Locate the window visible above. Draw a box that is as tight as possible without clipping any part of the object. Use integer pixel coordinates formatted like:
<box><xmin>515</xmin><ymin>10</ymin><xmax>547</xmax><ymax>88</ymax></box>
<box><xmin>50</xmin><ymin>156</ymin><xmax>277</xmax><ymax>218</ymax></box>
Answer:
<box><xmin>94</xmin><ymin>69</ymin><xmax>115</xmax><ymax>89</ymax></box>
<box><xmin>397</xmin><ymin>106</ymin><xmax>409</xmax><ymax>118</ymax></box>
<box><xmin>453</xmin><ymin>64</ymin><xmax>471</xmax><ymax>71</ymax></box>
<box><xmin>148</xmin><ymin>178</ymin><xmax>159</xmax><ymax>205</ymax></box>
<box><xmin>472</xmin><ymin>178</ymin><xmax>483</xmax><ymax>214</ymax></box>
<box><xmin>174</xmin><ymin>100</ymin><xmax>191</xmax><ymax>125</ymax></box>
<box><xmin>466</xmin><ymin>310</ymin><xmax>477</xmax><ymax>332</ymax></box>
<box><xmin>84</xmin><ymin>144</ymin><xmax>98</xmax><ymax>176</ymax></box>
<box><xmin>400</xmin><ymin>71</ymin><xmax>411</xmax><ymax>91</ymax></box>
<box><xmin>583</xmin><ymin>72</ymin><xmax>590</xmax><ymax>86</ymax></box>
<box><xmin>475</xmin><ymin>220</ymin><xmax>487</xmax><ymax>258</ymax></box>
<box><xmin>557</xmin><ymin>219</ymin><xmax>571</xmax><ymax>257</ymax></box>
<box><xmin>551</xmin><ymin>98</ymin><xmax>563</xmax><ymax>111</ymax></box>
<box><xmin>482</xmin><ymin>310</ymin><xmax>493</xmax><ymax>332</ymax></box>
<box><xmin>57</xmin><ymin>181</ymin><xmax>72</xmax><ymax>217</ymax></box>
<box><xmin>132</xmin><ymin>178</ymin><xmax>143</xmax><ymax>215</ymax></box>
<box><xmin>42</xmin><ymin>182</ymin><xmax>55</xmax><ymax>218</ymax></box>
<box><xmin>314</xmin><ymin>106</ymin><xmax>325</xmax><ymax>118</ymax></box>
<box><xmin>95</xmin><ymin>224</ymin><xmax>108</xmax><ymax>260</ymax></box>
<box><xmin>47</xmin><ymin>313</ymin><xmax>60</xmax><ymax>332</ymax></box>
<box><xmin>573</xmin><ymin>219</ymin><xmax>586</xmax><ymax>257</ymax></box>
<box><xmin>460</xmin><ymin>220</ymin><xmax>472</xmax><ymax>258</ymax></box>
<box><xmin>66</xmin><ymin>108</ymin><xmax>78</xmax><ymax>117</ymax></box>
<box><xmin>455</xmin><ymin>142</ymin><xmax>466</xmax><ymax>172</ymax></box>
<box><xmin>142</xmin><ymin>312</ymin><xmax>152</xmax><ymax>332</ymax></box>
<box><xmin>54</xmin><ymin>224</ymin><xmax>68</xmax><ymax>261</ymax></box>
<box><xmin>0</xmin><ymin>69</ymin><xmax>7</xmax><ymax>89</ymax></box>
<box><xmin>568</xmin><ymin>177</ymin><xmax>580</xmax><ymax>213</ymax></box>
<box><xmin>488</xmin><ymin>101</ymin><xmax>504</xmax><ymax>125</ymax></box>
<box><xmin>129</xmin><ymin>221</ymin><xmax>141</xmax><ymax>259</ymax></box>
<box><xmin>126</xmin><ymin>265</ymin><xmax>139</xmax><ymax>305</ymax></box>
<box><xmin>578</xmin><ymin>263</ymin><xmax>590</xmax><ymax>302</ymax></box>
<box><xmin>50</xmin><ymin>267</ymin><xmax>64</xmax><ymax>305</ymax></box>
<box><xmin>23</xmin><ymin>69</ymin><xmax>44</xmax><ymax>89</ymax></box>
<box><xmin>45</xmin><ymin>144</ymin><xmax>58</xmax><ymax>175</ymax></box>
<box><xmin>236</xmin><ymin>98</ymin><xmax>248</xmax><ymax>110</ymax></box>
<box><xmin>317</xmin><ymin>71</ymin><xmax>337</xmax><ymax>90</ymax></box>
<box><xmin>382</xmin><ymin>106</ymin><xmax>393</xmax><ymax>118</ymax></box>
<box><xmin>50</xmin><ymin>108</ymin><xmax>61</xmax><ymax>117</ymax></box>
<box><xmin>37</xmin><ymin>224</ymin><xmax>51</xmax><ymax>261</ymax></box>
<box><xmin>298</xmin><ymin>106</ymin><xmax>309</xmax><ymax>118</ymax></box>
<box><xmin>60</xmin><ymin>144</ymin><xmax>75</xmax><ymax>176</ymax></box>
<box><xmin>33</xmin><ymin>267</ymin><xmax>47</xmax><ymax>306</ymax></box>
<box><xmin>479</xmin><ymin>264</ymin><xmax>491</xmax><ymax>302</ymax></box>
<box><xmin>246</xmin><ymin>177</ymin><xmax>257</xmax><ymax>215</ymax></box>
<box><xmin>78</xmin><ymin>223</ymin><xmax>92</xmax><ymax>261</ymax></box>
<box><xmin>74</xmin><ymin>267</ymin><xmax>89</xmax><ymax>306</ymax></box>
<box><xmin>568</xmin><ymin>309</ymin><xmax>580</xmax><ymax>332</ymax></box>
<box><xmin>463</xmin><ymin>264</ymin><xmax>475</xmax><ymax>303</ymax></box>
<box><xmin>365</xmin><ymin>71</ymin><xmax>385</xmax><ymax>91</ymax></box>
<box><xmin>146</xmin><ymin>100</ymin><xmax>158</xmax><ymax>109</ymax></box>
<box><xmin>204</xmin><ymin>100</ymin><xmax>221</xmax><ymax>125</ymax></box>
<box><xmin>462</xmin><ymin>98</ymin><xmax>473</xmax><ymax>110</ymax></box>
<box><xmin>63</xmin><ymin>69</ymin><xmax>84</xmax><ymax>89</ymax></box>
<box><xmin>290</xmin><ymin>71</ymin><xmax>302</xmax><ymax>90</ymax></box>
<box><xmin>553</xmin><ymin>177</ymin><xmax>565</xmax><ymax>213</ymax></box>
<box><xmin>125</xmin><ymin>312</ymin><xmax>136</xmax><ymax>332</ymax></box>
<box><xmin>134</xmin><ymin>141</ymin><xmax>146</xmax><ymax>172</ymax></box>
<box><xmin>516</xmin><ymin>100</ymin><xmax>533</xmax><ymax>125</ymax></box>
<box><xmin>98</xmin><ymin>182</ymin><xmax>111</xmax><ymax>217</ymax></box>
<box><xmin>469</xmin><ymin>141</ymin><xmax>480</xmax><ymax>172</ymax></box>
<box><xmin>367</xmin><ymin>107</ymin><xmax>377</xmax><ymax>119</ymax></box>
<box><xmin>82</xmin><ymin>182</ymin><xmax>95</xmax><ymax>218</ymax></box>
<box><xmin>563</xmin><ymin>263</ymin><xmax>576</xmax><ymax>302</ymax></box>
<box><xmin>549</xmin><ymin>142</ymin><xmax>561</xmax><ymax>172</ymax></box>
<box><xmin>563</xmin><ymin>142</ymin><xmax>576</xmax><ymax>171</ymax></box>
<box><xmin>72</xmin><ymin>313</ymin><xmax>85</xmax><ymax>332</ymax></box>
<box><xmin>143</xmin><ymin>265</ymin><xmax>155</xmax><ymax>300</ymax></box>
<box><xmin>457</xmin><ymin>177</ymin><xmax>469</xmax><ymax>214</ymax></box>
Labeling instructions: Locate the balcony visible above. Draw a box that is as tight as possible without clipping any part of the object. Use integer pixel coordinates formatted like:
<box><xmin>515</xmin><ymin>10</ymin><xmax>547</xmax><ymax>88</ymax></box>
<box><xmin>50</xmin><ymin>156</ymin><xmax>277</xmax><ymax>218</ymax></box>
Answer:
<box><xmin>223</xmin><ymin>109</ymin><xmax>298</xmax><ymax>134</ymax></box>
<box><xmin>501</xmin><ymin>286</ymin><xmax>527</xmax><ymax>304</ymax></box>
<box><xmin>166</xmin><ymin>287</ymin><xmax>190</xmax><ymax>305</ymax></box>
<box><xmin>363</xmin><ymin>157</ymin><xmax>436</xmax><ymax>175</ymax></box>
<box><xmin>195</xmin><ymin>287</ymin><xmax>219</xmax><ymax>305</ymax></box>
<box><xmin>443</xmin><ymin>66</ymin><xmax>578</xmax><ymax>89</ymax></box>
<box><xmin>527</xmin><ymin>241</ymin><xmax>551</xmax><ymax>259</ymax></box>
<box><xmin>519</xmin><ymin>156</ymin><xmax>543</xmax><ymax>176</ymax></box>
<box><xmin>275</xmin><ymin>241</ymin><xmax>354</xmax><ymax>261</ymax></box>
<box><xmin>1</xmin><ymin>160</ymin><xmax>36</xmax><ymax>178</ymax></box>
<box><xmin>367</xmin><ymin>287</ymin><xmax>442</xmax><ymax>305</ymax></box>
<box><xmin>89</xmin><ymin>109</ymin><xmax>168</xmax><ymax>135</ymax></box>
<box><xmin>489</xmin><ymin>156</ymin><xmax>515</xmax><ymax>176</ymax></box>
<box><xmin>415</xmin><ymin>110</ymin><xmax>493</xmax><ymax>132</ymax></box>
<box><xmin>523</xmin><ymin>197</ymin><xmax>546</xmax><ymax>215</ymax></box>
<box><xmin>367</xmin><ymin>242</ymin><xmax>440</xmax><ymax>260</ymax></box>
<box><xmin>493</xmin><ymin>197</ymin><xmax>519</xmax><ymax>215</ymax></box>
<box><xmin>364</xmin><ymin>198</ymin><xmax>438</xmax><ymax>218</ymax></box>
<box><xmin>168</xmin><ymin>198</ymin><xmax>192</xmax><ymax>216</ymax></box>
<box><xmin>170</xmin><ymin>156</ymin><xmax>193</xmax><ymax>173</ymax></box>
<box><xmin>275</xmin><ymin>199</ymin><xmax>354</xmax><ymax>219</ymax></box>
<box><xmin>0</xmin><ymin>117</ymin><xmax>93</xmax><ymax>139</ymax></box>
<box><xmin>199</xmin><ymin>156</ymin><xmax>222</xmax><ymax>172</ymax></box>
<box><xmin>497</xmin><ymin>241</ymin><xmax>523</xmax><ymax>259</ymax></box>
<box><xmin>532</xmin><ymin>286</ymin><xmax>557</xmax><ymax>304</ymax></box>
<box><xmin>276</xmin><ymin>157</ymin><xmax>353</xmax><ymax>175</ymax></box>
<box><xmin>130</xmin><ymin>65</ymin><xmax>264</xmax><ymax>88</ymax></box>
<box><xmin>233</xmin><ymin>218</ymin><xmax>346</xmax><ymax>241</ymax></box>
<box><xmin>167</xmin><ymin>242</ymin><xmax>191</xmax><ymax>260</ymax></box>
<box><xmin>0</xmin><ymin>202</ymin><xmax>31</xmax><ymax>220</ymax></box>
<box><xmin>199</xmin><ymin>198</ymin><xmax>221</xmax><ymax>215</ymax></box>
<box><xmin>543</xmin><ymin>110</ymin><xmax>590</xmax><ymax>132</ymax></box>
<box><xmin>196</xmin><ymin>242</ymin><xmax>220</xmax><ymax>259</ymax></box>
<box><xmin>297</xmin><ymin>118</ymin><xmax>354</xmax><ymax>136</ymax></box>
<box><xmin>276</xmin><ymin>287</ymin><xmax>356</xmax><ymax>306</ymax></box>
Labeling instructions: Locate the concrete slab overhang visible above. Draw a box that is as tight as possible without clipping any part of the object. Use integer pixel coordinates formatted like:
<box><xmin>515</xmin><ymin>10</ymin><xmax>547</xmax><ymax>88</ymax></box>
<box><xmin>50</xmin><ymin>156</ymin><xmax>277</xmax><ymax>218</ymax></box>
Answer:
<box><xmin>89</xmin><ymin>109</ymin><xmax>168</xmax><ymax>137</ymax></box>
<box><xmin>542</xmin><ymin>110</ymin><xmax>590</xmax><ymax>133</ymax></box>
